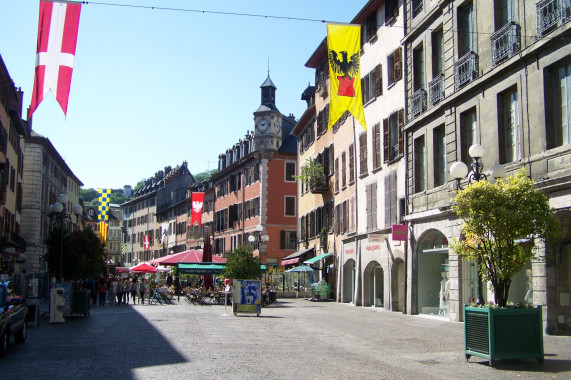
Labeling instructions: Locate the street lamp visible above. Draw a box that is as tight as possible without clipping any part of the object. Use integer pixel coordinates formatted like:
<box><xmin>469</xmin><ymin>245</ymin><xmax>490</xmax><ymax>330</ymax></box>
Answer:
<box><xmin>248</xmin><ymin>224</ymin><xmax>269</xmax><ymax>250</ymax></box>
<box><xmin>49</xmin><ymin>193</ymin><xmax>83</xmax><ymax>283</ymax></box>
<box><xmin>450</xmin><ymin>144</ymin><xmax>505</xmax><ymax>305</ymax></box>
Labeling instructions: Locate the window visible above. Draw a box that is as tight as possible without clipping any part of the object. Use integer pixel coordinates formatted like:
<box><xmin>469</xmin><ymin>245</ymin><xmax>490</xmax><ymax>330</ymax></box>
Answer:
<box><xmin>316</xmin><ymin>105</ymin><xmax>329</xmax><ymax>136</ymax></box>
<box><xmin>372</xmin><ymin>123</ymin><xmax>382</xmax><ymax>170</ymax></box>
<box><xmin>349</xmin><ymin>143</ymin><xmax>355</xmax><ymax>184</ymax></box>
<box><xmin>383</xmin><ymin>109</ymin><xmax>404</xmax><ymax>163</ymax></box>
<box><xmin>366</xmin><ymin>181</ymin><xmax>377</xmax><ymax>232</ymax></box>
<box><xmin>433</xmin><ymin>125</ymin><xmax>446</xmax><ymax>187</ymax></box>
<box><xmin>494</xmin><ymin>0</ymin><xmax>516</xmax><ymax>30</ymax></box>
<box><xmin>413</xmin><ymin>44</ymin><xmax>425</xmax><ymax>91</ymax></box>
<box><xmin>413</xmin><ymin>0</ymin><xmax>423</xmax><ymax>17</ymax></box>
<box><xmin>545</xmin><ymin>58</ymin><xmax>571</xmax><ymax>149</ymax></box>
<box><xmin>362</xmin><ymin>65</ymin><xmax>382</xmax><ymax>104</ymax></box>
<box><xmin>498</xmin><ymin>86</ymin><xmax>520</xmax><ymax>164</ymax></box>
<box><xmin>432</xmin><ymin>28</ymin><xmax>444</xmax><ymax>77</ymax></box>
<box><xmin>460</xmin><ymin>108</ymin><xmax>478</xmax><ymax>166</ymax></box>
<box><xmin>364</xmin><ymin>11</ymin><xmax>378</xmax><ymax>41</ymax></box>
<box><xmin>285</xmin><ymin>162</ymin><xmax>296</xmax><ymax>182</ymax></box>
<box><xmin>280</xmin><ymin>230</ymin><xmax>297</xmax><ymax>250</ymax></box>
<box><xmin>385</xmin><ymin>0</ymin><xmax>399</xmax><ymax>24</ymax></box>
<box><xmin>414</xmin><ymin>136</ymin><xmax>426</xmax><ymax>193</ymax></box>
<box><xmin>285</xmin><ymin>196</ymin><xmax>296</xmax><ymax>217</ymax></box>
<box><xmin>359</xmin><ymin>133</ymin><xmax>368</xmax><ymax>176</ymax></box>
<box><xmin>384</xmin><ymin>171</ymin><xmax>397</xmax><ymax>227</ymax></box>
<box><xmin>387</xmin><ymin>47</ymin><xmax>403</xmax><ymax>86</ymax></box>
<box><xmin>458</xmin><ymin>2</ymin><xmax>474</xmax><ymax>57</ymax></box>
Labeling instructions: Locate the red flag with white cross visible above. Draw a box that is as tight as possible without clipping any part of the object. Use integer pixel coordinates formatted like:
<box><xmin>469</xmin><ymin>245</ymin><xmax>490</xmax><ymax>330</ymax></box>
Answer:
<box><xmin>29</xmin><ymin>1</ymin><xmax>81</xmax><ymax>119</ymax></box>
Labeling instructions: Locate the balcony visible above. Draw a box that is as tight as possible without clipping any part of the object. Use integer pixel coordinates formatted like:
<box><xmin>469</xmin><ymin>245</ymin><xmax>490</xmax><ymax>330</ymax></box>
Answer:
<box><xmin>537</xmin><ymin>0</ymin><xmax>570</xmax><ymax>36</ymax></box>
<box><xmin>310</xmin><ymin>177</ymin><xmax>329</xmax><ymax>194</ymax></box>
<box><xmin>411</xmin><ymin>88</ymin><xmax>427</xmax><ymax>119</ymax></box>
<box><xmin>491</xmin><ymin>22</ymin><xmax>521</xmax><ymax>67</ymax></box>
<box><xmin>428</xmin><ymin>73</ymin><xmax>445</xmax><ymax>107</ymax></box>
<box><xmin>454</xmin><ymin>52</ymin><xmax>479</xmax><ymax>91</ymax></box>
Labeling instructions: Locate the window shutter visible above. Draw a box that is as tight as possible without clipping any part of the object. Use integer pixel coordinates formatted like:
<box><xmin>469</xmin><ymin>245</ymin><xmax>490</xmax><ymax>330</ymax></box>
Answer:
<box><xmin>384</xmin><ymin>175</ymin><xmax>391</xmax><ymax>227</ymax></box>
<box><xmin>280</xmin><ymin>230</ymin><xmax>286</xmax><ymax>249</ymax></box>
<box><xmin>393</xmin><ymin>47</ymin><xmax>402</xmax><ymax>82</ymax></box>
<box><xmin>393</xmin><ymin>0</ymin><xmax>399</xmax><ymax>18</ymax></box>
<box><xmin>398</xmin><ymin>109</ymin><xmax>404</xmax><ymax>156</ymax></box>
<box><xmin>372</xmin><ymin>181</ymin><xmax>377</xmax><ymax>230</ymax></box>
<box><xmin>383</xmin><ymin>118</ymin><xmax>390</xmax><ymax>163</ymax></box>
<box><xmin>374</xmin><ymin>64</ymin><xmax>382</xmax><ymax>96</ymax></box>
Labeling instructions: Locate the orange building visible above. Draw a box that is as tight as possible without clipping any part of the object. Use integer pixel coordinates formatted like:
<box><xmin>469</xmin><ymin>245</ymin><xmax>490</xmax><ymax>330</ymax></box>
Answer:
<box><xmin>211</xmin><ymin>75</ymin><xmax>298</xmax><ymax>268</ymax></box>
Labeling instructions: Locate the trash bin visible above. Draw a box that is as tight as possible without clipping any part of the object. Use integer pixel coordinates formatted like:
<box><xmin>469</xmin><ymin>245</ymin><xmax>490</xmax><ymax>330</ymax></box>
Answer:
<box><xmin>70</xmin><ymin>289</ymin><xmax>91</xmax><ymax>317</ymax></box>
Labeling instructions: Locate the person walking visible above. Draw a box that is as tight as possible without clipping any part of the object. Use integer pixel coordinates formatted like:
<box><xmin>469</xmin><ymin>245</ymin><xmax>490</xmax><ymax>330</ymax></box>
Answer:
<box><xmin>116</xmin><ymin>278</ymin><xmax>124</xmax><ymax>305</ymax></box>
<box><xmin>131</xmin><ymin>278</ymin><xmax>138</xmax><ymax>305</ymax></box>
<box><xmin>139</xmin><ymin>278</ymin><xmax>147</xmax><ymax>304</ymax></box>
<box><xmin>124</xmin><ymin>278</ymin><xmax>131</xmax><ymax>304</ymax></box>
<box><xmin>98</xmin><ymin>280</ymin><xmax>107</xmax><ymax>307</ymax></box>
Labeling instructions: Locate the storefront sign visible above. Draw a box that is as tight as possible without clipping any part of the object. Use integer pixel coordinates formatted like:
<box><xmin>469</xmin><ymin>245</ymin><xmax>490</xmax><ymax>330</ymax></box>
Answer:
<box><xmin>365</xmin><ymin>244</ymin><xmax>381</xmax><ymax>251</ymax></box>
<box><xmin>392</xmin><ymin>224</ymin><xmax>408</xmax><ymax>241</ymax></box>
<box><xmin>345</xmin><ymin>248</ymin><xmax>355</xmax><ymax>255</ymax></box>
<box><xmin>368</xmin><ymin>233</ymin><xmax>384</xmax><ymax>242</ymax></box>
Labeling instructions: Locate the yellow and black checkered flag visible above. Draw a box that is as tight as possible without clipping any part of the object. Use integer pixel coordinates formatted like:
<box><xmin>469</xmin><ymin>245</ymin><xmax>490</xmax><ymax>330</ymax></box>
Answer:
<box><xmin>98</xmin><ymin>189</ymin><xmax>111</xmax><ymax>242</ymax></box>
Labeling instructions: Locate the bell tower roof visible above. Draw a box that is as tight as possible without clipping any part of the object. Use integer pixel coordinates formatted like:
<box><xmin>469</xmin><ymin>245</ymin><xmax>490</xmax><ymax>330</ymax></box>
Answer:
<box><xmin>260</xmin><ymin>75</ymin><xmax>278</xmax><ymax>111</ymax></box>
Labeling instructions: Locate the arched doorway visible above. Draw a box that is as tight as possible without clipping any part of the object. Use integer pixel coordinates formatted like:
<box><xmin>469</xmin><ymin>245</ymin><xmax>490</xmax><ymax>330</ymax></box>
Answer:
<box><xmin>416</xmin><ymin>229</ymin><xmax>449</xmax><ymax>317</ymax></box>
<box><xmin>364</xmin><ymin>261</ymin><xmax>383</xmax><ymax>307</ymax></box>
<box><xmin>391</xmin><ymin>258</ymin><xmax>405</xmax><ymax>311</ymax></box>
<box><xmin>343</xmin><ymin>259</ymin><xmax>356</xmax><ymax>303</ymax></box>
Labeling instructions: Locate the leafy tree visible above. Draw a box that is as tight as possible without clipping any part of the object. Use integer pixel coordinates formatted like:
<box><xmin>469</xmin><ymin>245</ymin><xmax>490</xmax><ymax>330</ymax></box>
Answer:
<box><xmin>221</xmin><ymin>245</ymin><xmax>261</xmax><ymax>280</ymax></box>
<box><xmin>193</xmin><ymin>169</ymin><xmax>218</xmax><ymax>182</ymax></box>
<box><xmin>452</xmin><ymin>170</ymin><xmax>559</xmax><ymax>307</ymax></box>
<box><xmin>109</xmin><ymin>191</ymin><xmax>128</xmax><ymax>205</ymax></box>
<box><xmin>134</xmin><ymin>180</ymin><xmax>145</xmax><ymax>192</ymax></box>
<box><xmin>80</xmin><ymin>188</ymin><xmax>98</xmax><ymax>205</ymax></box>
<box><xmin>45</xmin><ymin>227</ymin><xmax>106</xmax><ymax>281</ymax></box>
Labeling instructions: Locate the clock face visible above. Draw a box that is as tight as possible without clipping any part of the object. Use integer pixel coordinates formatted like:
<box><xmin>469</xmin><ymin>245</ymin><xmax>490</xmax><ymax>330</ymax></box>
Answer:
<box><xmin>274</xmin><ymin>121</ymin><xmax>281</xmax><ymax>132</ymax></box>
<box><xmin>257</xmin><ymin>119</ymin><xmax>269</xmax><ymax>132</ymax></box>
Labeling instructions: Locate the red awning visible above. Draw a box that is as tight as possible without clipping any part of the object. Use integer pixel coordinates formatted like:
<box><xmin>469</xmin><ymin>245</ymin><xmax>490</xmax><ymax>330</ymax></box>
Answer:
<box><xmin>129</xmin><ymin>263</ymin><xmax>158</xmax><ymax>274</ymax></box>
<box><xmin>150</xmin><ymin>250</ymin><xmax>226</xmax><ymax>266</ymax></box>
<box><xmin>281</xmin><ymin>258</ymin><xmax>300</xmax><ymax>265</ymax></box>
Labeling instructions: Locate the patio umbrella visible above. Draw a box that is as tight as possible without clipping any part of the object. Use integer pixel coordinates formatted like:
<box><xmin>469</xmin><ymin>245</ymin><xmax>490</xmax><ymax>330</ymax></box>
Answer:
<box><xmin>129</xmin><ymin>262</ymin><xmax>158</xmax><ymax>274</ymax></box>
<box><xmin>286</xmin><ymin>266</ymin><xmax>315</xmax><ymax>287</ymax></box>
<box><xmin>149</xmin><ymin>250</ymin><xmax>226</xmax><ymax>266</ymax></box>
<box><xmin>202</xmin><ymin>227</ymin><xmax>214</xmax><ymax>290</ymax></box>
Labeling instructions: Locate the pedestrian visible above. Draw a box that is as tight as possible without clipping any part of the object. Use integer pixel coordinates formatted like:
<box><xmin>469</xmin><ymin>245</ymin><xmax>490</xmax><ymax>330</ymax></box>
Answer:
<box><xmin>131</xmin><ymin>278</ymin><xmax>138</xmax><ymax>305</ymax></box>
<box><xmin>174</xmin><ymin>276</ymin><xmax>180</xmax><ymax>295</ymax></box>
<box><xmin>139</xmin><ymin>278</ymin><xmax>147</xmax><ymax>304</ymax></box>
<box><xmin>98</xmin><ymin>280</ymin><xmax>107</xmax><ymax>307</ymax></box>
<box><xmin>116</xmin><ymin>278</ymin><xmax>124</xmax><ymax>305</ymax></box>
<box><xmin>109</xmin><ymin>278</ymin><xmax>117</xmax><ymax>306</ymax></box>
<box><xmin>124</xmin><ymin>278</ymin><xmax>131</xmax><ymax>304</ymax></box>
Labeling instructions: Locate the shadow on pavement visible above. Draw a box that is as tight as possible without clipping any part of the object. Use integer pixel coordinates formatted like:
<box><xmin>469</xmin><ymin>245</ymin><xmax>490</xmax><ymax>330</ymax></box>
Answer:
<box><xmin>1</xmin><ymin>303</ymin><xmax>187</xmax><ymax>379</ymax></box>
<box><xmin>469</xmin><ymin>357</ymin><xmax>571</xmax><ymax>374</ymax></box>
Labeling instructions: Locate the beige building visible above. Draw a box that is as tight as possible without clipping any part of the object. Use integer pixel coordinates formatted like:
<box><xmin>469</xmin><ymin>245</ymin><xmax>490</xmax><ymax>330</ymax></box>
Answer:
<box><xmin>0</xmin><ymin>56</ymin><xmax>30</xmax><ymax>277</ymax></box>
<box><xmin>402</xmin><ymin>0</ymin><xmax>571</xmax><ymax>332</ymax></box>
<box><xmin>21</xmin><ymin>132</ymin><xmax>82</xmax><ymax>275</ymax></box>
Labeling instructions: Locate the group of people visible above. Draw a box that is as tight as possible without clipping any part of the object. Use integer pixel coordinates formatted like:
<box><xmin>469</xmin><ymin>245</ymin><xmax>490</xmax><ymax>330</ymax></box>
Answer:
<box><xmin>84</xmin><ymin>276</ymin><xmax>149</xmax><ymax>306</ymax></box>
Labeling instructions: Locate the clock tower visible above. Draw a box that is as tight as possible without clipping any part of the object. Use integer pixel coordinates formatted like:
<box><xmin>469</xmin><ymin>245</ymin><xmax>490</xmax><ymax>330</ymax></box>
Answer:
<box><xmin>253</xmin><ymin>75</ymin><xmax>283</xmax><ymax>153</ymax></box>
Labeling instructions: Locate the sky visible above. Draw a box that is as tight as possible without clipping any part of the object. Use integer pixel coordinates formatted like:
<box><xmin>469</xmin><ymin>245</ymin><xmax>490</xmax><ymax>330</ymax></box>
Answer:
<box><xmin>1</xmin><ymin>0</ymin><xmax>367</xmax><ymax>190</ymax></box>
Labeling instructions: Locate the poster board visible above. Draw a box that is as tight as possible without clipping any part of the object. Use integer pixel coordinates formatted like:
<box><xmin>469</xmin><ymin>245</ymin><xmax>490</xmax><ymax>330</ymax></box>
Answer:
<box><xmin>232</xmin><ymin>279</ymin><xmax>261</xmax><ymax>316</ymax></box>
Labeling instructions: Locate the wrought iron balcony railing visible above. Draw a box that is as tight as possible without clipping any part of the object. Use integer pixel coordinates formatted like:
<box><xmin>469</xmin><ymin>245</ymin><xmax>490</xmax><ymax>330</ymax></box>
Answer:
<box><xmin>491</xmin><ymin>22</ymin><xmax>521</xmax><ymax>66</ymax></box>
<box><xmin>428</xmin><ymin>73</ymin><xmax>445</xmax><ymax>107</ymax></box>
<box><xmin>411</xmin><ymin>88</ymin><xmax>427</xmax><ymax>119</ymax></box>
<box><xmin>454</xmin><ymin>51</ymin><xmax>479</xmax><ymax>91</ymax></box>
<box><xmin>537</xmin><ymin>0</ymin><xmax>570</xmax><ymax>36</ymax></box>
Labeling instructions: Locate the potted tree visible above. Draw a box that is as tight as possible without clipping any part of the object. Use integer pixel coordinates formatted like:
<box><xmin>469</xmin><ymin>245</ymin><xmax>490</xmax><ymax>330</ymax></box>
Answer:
<box><xmin>295</xmin><ymin>158</ymin><xmax>328</xmax><ymax>194</ymax></box>
<box><xmin>452</xmin><ymin>170</ymin><xmax>559</xmax><ymax>366</ymax></box>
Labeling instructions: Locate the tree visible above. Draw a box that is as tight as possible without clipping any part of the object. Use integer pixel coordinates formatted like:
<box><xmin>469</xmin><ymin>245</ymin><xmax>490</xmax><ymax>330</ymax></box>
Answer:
<box><xmin>45</xmin><ymin>227</ymin><xmax>106</xmax><ymax>281</ymax></box>
<box><xmin>221</xmin><ymin>245</ymin><xmax>261</xmax><ymax>280</ymax></box>
<box><xmin>79</xmin><ymin>188</ymin><xmax>98</xmax><ymax>205</ymax></box>
<box><xmin>452</xmin><ymin>169</ymin><xmax>559</xmax><ymax>307</ymax></box>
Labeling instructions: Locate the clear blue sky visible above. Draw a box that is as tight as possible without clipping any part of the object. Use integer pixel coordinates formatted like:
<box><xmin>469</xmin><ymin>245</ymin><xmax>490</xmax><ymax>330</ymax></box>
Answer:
<box><xmin>1</xmin><ymin>0</ymin><xmax>366</xmax><ymax>190</ymax></box>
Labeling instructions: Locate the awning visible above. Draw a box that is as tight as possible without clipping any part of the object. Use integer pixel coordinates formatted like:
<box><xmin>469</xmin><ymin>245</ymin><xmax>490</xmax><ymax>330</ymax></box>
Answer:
<box><xmin>303</xmin><ymin>252</ymin><xmax>332</xmax><ymax>265</ymax></box>
<box><xmin>281</xmin><ymin>247</ymin><xmax>314</xmax><ymax>266</ymax></box>
<box><xmin>178</xmin><ymin>263</ymin><xmax>225</xmax><ymax>274</ymax></box>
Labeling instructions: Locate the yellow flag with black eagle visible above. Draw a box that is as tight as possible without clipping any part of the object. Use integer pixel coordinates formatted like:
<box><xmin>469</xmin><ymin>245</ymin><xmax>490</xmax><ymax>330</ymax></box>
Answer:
<box><xmin>327</xmin><ymin>23</ymin><xmax>367</xmax><ymax>131</ymax></box>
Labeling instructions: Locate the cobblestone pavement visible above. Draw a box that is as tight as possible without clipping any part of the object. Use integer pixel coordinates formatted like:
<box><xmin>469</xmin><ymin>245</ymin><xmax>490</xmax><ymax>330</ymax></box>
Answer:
<box><xmin>2</xmin><ymin>298</ymin><xmax>570</xmax><ymax>379</ymax></box>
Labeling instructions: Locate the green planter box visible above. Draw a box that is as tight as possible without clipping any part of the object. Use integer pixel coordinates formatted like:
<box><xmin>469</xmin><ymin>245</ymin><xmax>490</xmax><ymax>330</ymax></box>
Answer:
<box><xmin>70</xmin><ymin>289</ymin><xmax>91</xmax><ymax>317</ymax></box>
<box><xmin>464</xmin><ymin>305</ymin><xmax>543</xmax><ymax>367</ymax></box>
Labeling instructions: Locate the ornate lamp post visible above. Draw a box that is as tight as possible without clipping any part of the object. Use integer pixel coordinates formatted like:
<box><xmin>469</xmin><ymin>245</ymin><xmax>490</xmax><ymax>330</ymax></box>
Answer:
<box><xmin>450</xmin><ymin>144</ymin><xmax>505</xmax><ymax>305</ymax></box>
<box><xmin>248</xmin><ymin>224</ymin><xmax>269</xmax><ymax>250</ymax></box>
<box><xmin>48</xmin><ymin>193</ymin><xmax>82</xmax><ymax>283</ymax></box>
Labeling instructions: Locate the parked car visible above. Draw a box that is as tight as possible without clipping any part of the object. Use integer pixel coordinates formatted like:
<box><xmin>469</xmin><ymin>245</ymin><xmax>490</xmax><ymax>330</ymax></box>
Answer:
<box><xmin>0</xmin><ymin>281</ymin><xmax>27</xmax><ymax>357</ymax></box>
